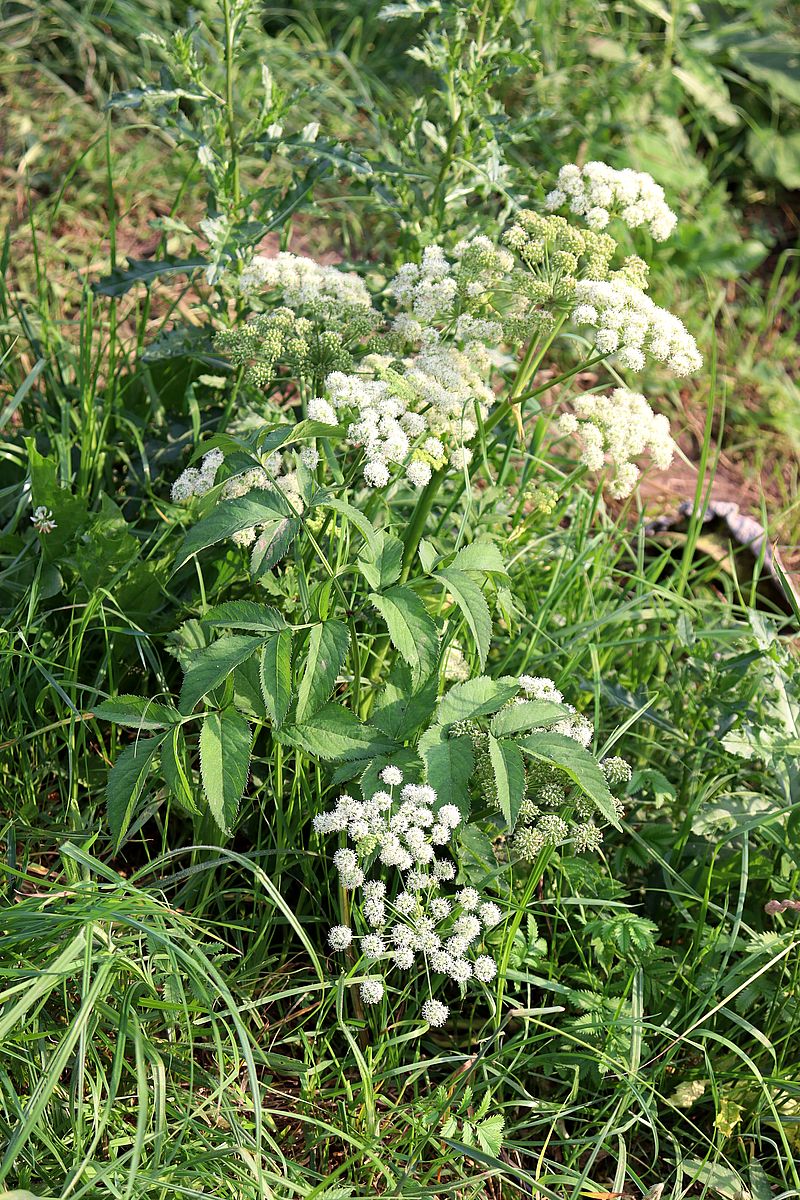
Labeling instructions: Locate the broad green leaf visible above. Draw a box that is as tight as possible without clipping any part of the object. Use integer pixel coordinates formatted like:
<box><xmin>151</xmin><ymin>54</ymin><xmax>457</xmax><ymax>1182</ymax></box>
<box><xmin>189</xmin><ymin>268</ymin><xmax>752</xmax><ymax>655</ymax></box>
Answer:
<box><xmin>746</xmin><ymin>126</ymin><xmax>800</xmax><ymax>190</ymax></box>
<box><xmin>199</xmin><ymin>707</ymin><xmax>253</xmax><ymax>834</ymax></box>
<box><xmin>673</xmin><ymin>61</ymin><xmax>739</xmax><ymax>126</ymax></box>
<box><xmin>459</xmin><ymin>822</ymin><xmax>502</xmax><ymax>888</ymax></box>
<box><xmin>450</xmin><ymin>540</ymin><xmax>508</xmax><ymax>576</ymax></box>
<box><xmin>358</xmin><ymin>531</ymin><xmax>404</xmax><ymax>591</ymax></box>
<box><xmin>490</xmin><ymin>700</ymin><xmax>569</xmax><ymax>737</ymax></box>
<box><xmin>295</xmin><ymin>621</ymin><xmax>350</xmax><ymax>722</ymax></box>
<box><xmin>475</xmin><ymin>1114</ymin><xmax>505</xmax><ymax>1157</ymax></box>
<box><xmin>107</xmin><ymin>738</ymin><xmax>160</xmax><ymax>847</ymax></box>
<box><xmin>172</xmin><ymin>492</ymin><xmax>291</xmax><ymax>573</ymax></box>
<box><xmin>372</xmin><ymin>661</ymin><xmax>438</xmax><ymax>740</ymax></box>
<box><xmin>179</xmin><ymin>634</ymin><xmax>262</xmax><ymax>714</ymax></box>
<box><xmin>161</xmin><ymin>726</ymin><xmax>200</xmax><ymax>815</ymax></box>
<box><xmin>95</xmin><ymin>696</ymin><xmax>178</xmax><ymax>732</ymax></box>
<box><xmin>520</xmin><ymin>731</ymin><xmax>620</xmax><ymax>827</ymax></box>
<box><xmin>488</xmin><ymin>735</ymin><xmax>526</xmax><ymax>829</ymax></box>
<box><xmin>250</xmin><ymin>516</ymin><xmax>301</xmax><ymax>576</ymax></box>
<box><xmin>418</xmin><ymin>724</ymin><xmax>474</xmax><ymax>818</ymax></box>
<box><xmin>277</xmin><ymin>702</ymin><xmax>395</xmax><ymax>761</ymax></box>
<box><xmin>370</xmin><ymin>586</ymin><xmax>439</xmax><ymax>689</ymax></box>
<box><xmin>435</xmin><ymin>568</ymin><xmax>492</xmax><ymax>670</ymax></box>
<box><xmin>25</xmin><ymin>438</ymin><xmax>88</xmax><ymax>556</ymax></box>
<box><xmin>732</xmin><ymin>40</ymin><xmax>800</xmax><ymax>107</ymax></box>
<box><xmin>321</xmin><ymin>497</ymin><xmax>379</xmax><ymax>555</ymax></box>
<box><xmin>260</xmin><ymin>629</ymin><xmax>293</xmax><ymax>727</ymax></box>
<box><xmin>438</xmin><ymin>676</ymin><xmax>518</xmax><ymax>726</ymax></box>
<box><xmin>203</xmin><ymin>600</ymin><xmax>287</xmax><ymax>632</ymax></box>
<box><xmin>92</xmin><ymin>255</ymin><xmax>207</xmax><ymax>297</ymax></box>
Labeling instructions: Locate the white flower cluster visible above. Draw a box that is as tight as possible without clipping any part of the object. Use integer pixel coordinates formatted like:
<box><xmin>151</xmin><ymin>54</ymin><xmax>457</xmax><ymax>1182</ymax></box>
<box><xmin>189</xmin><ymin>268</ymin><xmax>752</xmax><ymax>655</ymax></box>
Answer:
<box><xmin>171</xmin><ymin>448</ymin><xmax>224</xmax><ymax>502</ymax></box>
<box><xmin>572</xmin><ymin>279</ymin><xmax>702</xmax><ymax>375</ymax></box>
<box><xmin>546</xmin><ymin>162</ymin><xmax>678</xmax><ymax>242</ymax></box>
<box><xmin>388</xmin><ymin>245</ymin><xmax>458</xmax><ymax>324</ymax></box>
<box><xmin>558</xmin><ymin>387</ymin><xmax>676</xmax><ymax>498</ymax></box>
<box><xmin>31</xmin><ymin>505</ymin><xmax>57</xmax><ymax>534</ymax></box>
<box><xmin>239</xmin><ymin>252</ymin><xmax>373</xmax><ymax>310</ymax></box>
<box><xmin>314</xmin><ymin>768</ymin><xmax>501</xmax><ymax>1024</ymax></box>
<box><xmin>518</xmin><ymin>674</ymin><xmax>593</xmax><ymax>748</ymax></box>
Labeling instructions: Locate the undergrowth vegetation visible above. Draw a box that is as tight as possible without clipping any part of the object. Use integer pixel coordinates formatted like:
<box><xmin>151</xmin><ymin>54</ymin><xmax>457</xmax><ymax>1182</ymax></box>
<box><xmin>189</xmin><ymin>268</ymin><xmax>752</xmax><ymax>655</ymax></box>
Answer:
<box><xmin>0</xmin><ymin>2</ymin><xmax>799</xmax><ymax>1198</ymax></box>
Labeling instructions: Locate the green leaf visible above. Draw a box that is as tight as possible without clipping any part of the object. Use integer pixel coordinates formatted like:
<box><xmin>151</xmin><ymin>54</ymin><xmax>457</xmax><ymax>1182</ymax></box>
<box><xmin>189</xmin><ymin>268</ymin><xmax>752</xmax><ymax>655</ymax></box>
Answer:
<box><xmin>450</xmin><ymin>540</ymin><xmax>508</xmax><ymax>576</ymax></box>
<box><xmin>372</xmin><ymin>661</ymin><xmax>438</xmax><ymax>740</ymax></box>
<box><xmin>673</xmin><ymin>60</ymin><xmax>739</xmax><ymax>126</ymax></box>
<box><xmin>475</xmin><ymin>1114</ymin><xmax>505</xmax><ymax>1157</ymax></box>
<box><xmin>321</xmin><ymin>497</ymin><xmax>380</xmax><ymax>556</ymax></box>
<box><xmin>179</xmin><ymin>634</ymin><xmax>262</xmax><ymax>714</ymax></box>
<box><xmin>172</xmin><ymin>492</ymin><xmax>291</xmax><ymax>574</ymax></box>
<box><xmin>278</xmin><ymin>702</ymin><xmax>395</xmax><ymax>761</ymax></box>
<box><xmin>746</xmin><ymin>126</ymin><xmax>800</xmax><ymax>190</ymax></box>
<box><xmin>92</xmin><ymin>255</ymin><xmax>207</xmax><ymax>297</ymax></box>
<box><xmin>106</xmin><ymin>739</ymin><xmax>160</xmax><ymax>848</ymax></box>
<box><xmin>435</xmin><ymin>568</ymin><xmax>492</xmax><ymax>670</ymax></box>
<box><xmin>259</xmin><ymin>629</ymin><xmax>293</xmax><ymax>727</ymax></box>
<box><xmin>203</xmin><ymin>600</ymin><xmax>287</xmax><ymax>632</ymax></box>
<box><xmin>161</xmin><ymin>726</ymin><xmax>200</xmax><ymax>815</ymax></box>
<box><xmin>250</xmin><ymin>517</ymin><xmax>301</xmax><ymax>576</ymax></box>
<box><xmin>370</xmin><ymin>586</ymin><xmax>439</xmax><ymax>689</ymax></box>
<box><xmin>95</xmin><ymin>696</ymin><xmax>178</xmax><ymax>732</ymax></box>
<box><xmin>295</xmin><ymin>621</ymin><xmax>350</xmax><ymax>722</ymax></box>
<box><xmin>519</xmin><ymin>731</ymin><xmax>620</xmax><ymax>827</ymax></box>
<box><xmin>490</xmin><ymin>700</ymin><xmax>569</xmax><ymax>737</ymax></box>
<box><xmin>358</xmin><ymin>531</ymin><xmax>404</xmax><ymax>591</ymax></box>
<box><xmin>418</xmin><ymin>724</ymin><xmax>474</xmax><ymax>818</ymax></box>
<box><xmin>200</xmin><ymin>708</ymin><xmax>253</xmax><ymax>834</ymax></box>
<box><xmin>732</xmin><ymin>40</ymin><xmax>800</xmax><ymax>106</ymax></box>
<box><xmin>488</xmin><ymin>735</ymin><xmax>526</xmax><ymax>829</ymax></box>
<box><xmin>438</xmin><ymin>676</ymin><xmax>518</xmax><ymax>726</ymax></box>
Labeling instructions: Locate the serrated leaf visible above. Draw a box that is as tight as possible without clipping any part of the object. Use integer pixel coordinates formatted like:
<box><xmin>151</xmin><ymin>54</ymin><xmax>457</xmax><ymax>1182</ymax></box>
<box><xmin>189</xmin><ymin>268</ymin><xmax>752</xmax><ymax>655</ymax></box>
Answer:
<box><xmin>106</xmin><ymin>739</ymin><xmax>160</xmax><ymax>848</ymax></box>
<box><xmin>260</xmin><ymin>629</ymin><xmax>293</xmax><ymax>726</ymax></box>
<box><xmin>418</xmin><ymin>724</ymin><xmax>474</xmax><ymax>818</ymax></box>
<box><xmin>199</xmin><ymin>708</ymin><xmax>252</xmax><ymax>834</ymax></box>
<box><xmin>438</xmin><ymin>676</ymin><xmax>519</xmax><ymax>726</ymax></box>
<box><xmin>435</xmin><ymin>568</ymin><xmax>492</xmax><ymax>670</ymax></box>
<box><xmin>161</xmin><ymin>726</ymin><xmax>200</xmax><ymax>815</ymax></box>
<box><xmin>370</xmin><ymin>586</ymin><xmax>439</xmax><ymax>689</ymax></box>
<box><xmin>203</xmin><ymin>600</ymin><xmax>287</xmax><ymax>632</ymax></box>
<box><xmin>179</xmin><ymin>635</ymin><xmax>262</xmax><ymax>714</ymax></box>
<box><xmin>372</xmin><ymin>661</ymin><xmax>438</xmax><ymax>740</ymax></box>
<box><xmin>95</xmin><ymin>696</ymin><xmax>177</xmax><ymax>731</ymax></box>
<box><xmin>358</xmin><ymin>530</ymin><xmax>404</xmax><ymax>590</ymax></box>
<box><xmin>295</xmin><ymin>620</ymin><xmax>349</xmax><ymax>722</ymax></box>
<box><xmin>490</xmin><ymin>699</ymin><xmax>569</xmax><ymax>737</ymax></box>
<box><xmin>277</xmin><ymin>702</ymin><xmax>395</xmax><ymax>761</ymax></box>
<box><xmin>172</xmin><ymin>492</ymin><xmax>291</xmax><ymax>574</ymax></box>
<box><xmin>250</xmin><ymin>516</ymin><xmax>300</xmax><ymax>576</ymax></box>
<box><xmin>475</xmin><ymin>1114</ymin><xmax>505</xmax><ymax>1157</ymax></box>
<box><xmin>321</xmin><ymin>497</ymin><xmax>380</xmax><ymax>555</ymax></box>
<box><xmin>488</xmin><ymin>735</ymin><xmax>526</xmax><ymax>829</ymax></box>
<box><xmin>92</xmin><ymin>255</ymin><xmax>207</xmax><ymax>297</ymax></box>
<box><xmin>450</xmin><ymin>540</ymin><xmax>508</xmax><ymax>576</ymax></box>
<box><xmin>520</xmin><ymin>731</ymin><xmax>620</xmax><ymax>827</ymax></box>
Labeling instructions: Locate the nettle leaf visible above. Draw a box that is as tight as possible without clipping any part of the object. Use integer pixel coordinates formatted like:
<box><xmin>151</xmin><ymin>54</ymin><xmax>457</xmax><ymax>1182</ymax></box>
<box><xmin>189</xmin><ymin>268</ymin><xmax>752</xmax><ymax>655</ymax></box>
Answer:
<box><xmin>418</xmin><ymin>724</ymin><xmax>474</xmax><ymax>819</ymax></box>
<box><xmin>107</xmin><ymin>738</ymin><xmax>161</xmax><ymax>848</ymax></box>
<box><xmin>172</xmin><ymin>492</ymin><xmax>291</xmax><ymax>574</ymax></box>
<box><xmin>435</xmin><ymin>568</ymin><xmax>492</xmax><ymax>670</ymax></box>
<box><xmin>450</xmin><ymin>540</ymin><xmax>508</xmax><ymax>577</ymax></box>
<box><xmin>95</xmin><ymin>696</ymin><xmax>178</xmax><ymax>732</ymax></box>
<box><xmin>370</xmin><ymin>586</ymin><xmax>439</xmax><ymax>689</ymax></box>
<box><xmin>260</xmin><ymin>629</ymin><xmax>293</xmax><ymax>727</ymax></box>
<box><xmin>295</xmin><ymin>621</ymin><xmax>350</xmax><ymax>722</ymax></box>
<box><xmin>490</xmin><ymin>700</ymin><xmax>568</xmax><ymax>737</ymax></box>
<box><xmin>161</xmin><ymin>726</ymin><xmax>200</xmax><ymax>816</ymax></box>
<box><xmin>488</xmin><ymin>734</ymin><xmax>526</xmax><ymax>829</ymax></box>
<box><xmin>278</xmin><ymin>702</ymin><xmax>395</xmax><ymax>761</ymax></box>
<box><xmin>179</xmin><ymin>634</ymin><xmax>263</xmax><ymax>714</ymax></box>
<box><xmin>200</xmin><ymin>707</ymin><xmax>253</xmax><ymax>834</ymax></box>
<box><xmin>520</xmin><ymin>731</ymin><xmax>620</xmax><ymax>828</ymax></box>
<box><xmin>359</xmin><ymin>531</ymin><xmax>404</xmax><ymax>591</ymax></box>
<box><xmin>372</xmin><ymin>661</ymin><xmax>438</xmax><ymax>741</ymax></box>
<box><xmin>250</xmin><ymin>516</ymin><xmax>301</xmax><ymax>576</ymax></box>
<box><xmin>438</xmin><ymin>676</ymin><xmax>518</xmax><ymax>726</ymax></box>
<box><xmin>203</xmin><ymin>600</ymin><xmax>287</xmax><ymax>633</ymax></box>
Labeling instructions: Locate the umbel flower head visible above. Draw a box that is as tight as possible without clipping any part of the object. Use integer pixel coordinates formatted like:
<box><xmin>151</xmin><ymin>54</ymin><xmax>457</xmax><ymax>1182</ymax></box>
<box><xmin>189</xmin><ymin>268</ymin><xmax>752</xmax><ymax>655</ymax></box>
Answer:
<box><xmin>313</xmin><ymin>767</ymin><xmax>502</xmax><ymax>1026</ymax></box>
